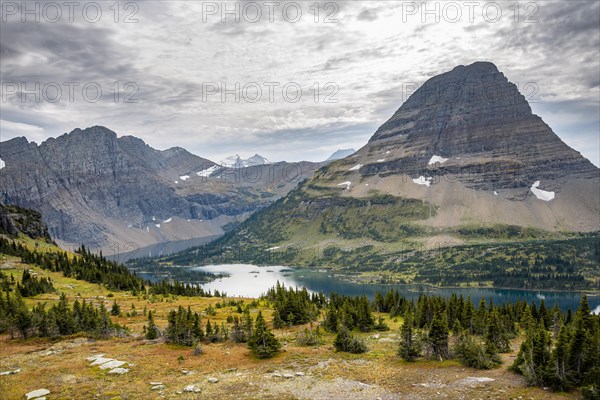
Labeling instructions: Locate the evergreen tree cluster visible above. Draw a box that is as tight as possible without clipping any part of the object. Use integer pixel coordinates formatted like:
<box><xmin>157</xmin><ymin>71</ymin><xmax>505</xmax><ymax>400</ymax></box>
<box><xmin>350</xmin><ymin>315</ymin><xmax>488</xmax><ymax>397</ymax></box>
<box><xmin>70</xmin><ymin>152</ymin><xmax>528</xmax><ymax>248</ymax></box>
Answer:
<box><xmin>322</xmin><ymin>294</ymin><xmax>376</xmax><ymax>332</ymax></box>
<box><xmin>165</xmin><ymin>305</ymin><xmax>205</xmax><ymax>346</ymax></box>
<box><xmin>164</xmin><ymin>305</ymin><xmax>232</xmax><ymax>346</ymax></box>
<box><xmin>0</xmin><ymin>292</ymin><xmax>123</xmax><ymax>338</ymax></box>
<box><xmin>511</xmin><ymin>296</ymin><xmax>600</xmax><ymax>396</ymax></box>
<box><xmin>265</xmin><ymin>282</ymin><xmax>321</xmax><ymax>327</ymax></box>
<box><xmin>0</xmin><ymin>238</ymin><xmax>143</xmax><ymax>292</ymax></box>
<box><xmin>16</xmin><ymin>269</ymin><xmax>55</xmax><ymax>297</ymax></box>
<box><xmin>0</xmin><ymin>269</ymin><xmax>55</xmax><ymax>298</ymax></box>
<box><xmin>333</xmin><ymin>325</ymin><xmax>368</xmax><ymax>354</ymax></box>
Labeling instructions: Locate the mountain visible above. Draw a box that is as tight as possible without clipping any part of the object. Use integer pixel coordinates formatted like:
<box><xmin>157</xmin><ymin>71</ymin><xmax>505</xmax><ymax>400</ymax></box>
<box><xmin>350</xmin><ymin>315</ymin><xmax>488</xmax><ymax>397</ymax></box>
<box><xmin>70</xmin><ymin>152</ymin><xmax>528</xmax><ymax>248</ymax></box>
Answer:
<box><xmin>326</xmin><ymin>149</ymin><xmax>356</xmax><ymax>161</ymax></box>
<box><xmin>168</xmin><ymin>62</ymin><xmax>600</xmax><ymax>281</ymax></box>
<box><xmin>0</xmin><ymin>126</ymin><xmax>320</xmax><ymax>250</ymax></box>
<box><xmin>220</xmin><ymin>154</ymin><xmax>271</xmax><ymax>168</ymax></box>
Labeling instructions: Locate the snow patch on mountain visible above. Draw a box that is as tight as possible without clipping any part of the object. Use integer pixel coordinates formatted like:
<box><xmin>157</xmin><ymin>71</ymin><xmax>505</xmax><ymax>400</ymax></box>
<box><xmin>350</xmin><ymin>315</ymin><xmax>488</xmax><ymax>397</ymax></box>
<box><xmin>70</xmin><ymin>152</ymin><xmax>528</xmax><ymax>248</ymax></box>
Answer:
<box><xmin>338</xmin><ymin>181</ymin><xmax>351</xmax><ymax>189</ymax></box>
<box><xmin>348</xmin><ymin>164</ymin><xmax>362</xmax><ymax>171</ymax></box>
<box><xmin>428</xmin><ymin>155</ymin><xmax>448</xmax><ymax>165</ymax></box>
<box><xmin>413</xmin><ymin>176</ymin><xmax>432</xmax><ymax>187</ymax></box>
<box><xmin>0</xmin><ymin>158</ymin><xmax>5</xmax><ymax>170</ymax></box>
<box><xmin>530</xmin><ymin>181</ymin><xmax>555</xmax><ymax>201</ymax></box>
<box><xmin>197</xmin><ymin>165</ymin><xmax>219</xmax><ymax>177</ymax></box>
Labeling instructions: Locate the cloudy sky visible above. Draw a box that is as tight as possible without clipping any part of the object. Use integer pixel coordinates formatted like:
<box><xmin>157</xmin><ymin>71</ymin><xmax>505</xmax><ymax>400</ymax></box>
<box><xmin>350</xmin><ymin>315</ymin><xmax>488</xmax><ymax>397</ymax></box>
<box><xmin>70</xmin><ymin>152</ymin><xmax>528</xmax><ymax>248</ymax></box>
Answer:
<box><xmin>1</xmin><ymin>0</ymin><xmax>599</xmax><ymax>165</ymax></box>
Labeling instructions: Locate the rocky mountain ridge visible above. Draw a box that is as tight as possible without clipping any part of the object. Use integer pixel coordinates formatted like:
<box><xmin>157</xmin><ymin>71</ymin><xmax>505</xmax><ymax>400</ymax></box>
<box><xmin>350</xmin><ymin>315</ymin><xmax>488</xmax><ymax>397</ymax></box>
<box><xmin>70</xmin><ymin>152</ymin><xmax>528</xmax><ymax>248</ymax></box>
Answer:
<box><xmin>0</xmin><ymin>126</ymin><xmax>322</xmax><ymax>250</ymax></box>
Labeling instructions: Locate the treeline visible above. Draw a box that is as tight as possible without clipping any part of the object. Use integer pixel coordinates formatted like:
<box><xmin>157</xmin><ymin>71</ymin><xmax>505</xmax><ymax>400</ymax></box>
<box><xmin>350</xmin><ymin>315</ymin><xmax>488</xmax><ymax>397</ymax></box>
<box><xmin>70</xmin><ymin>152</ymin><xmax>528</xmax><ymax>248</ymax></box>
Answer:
<box><xmin>0</xmin><ymin>237</ymin><xmax>221</xmax><ymax>298</ymax></box>
<box><xmin>126</xmin><ymin>257</ymin><xmax>222</xmax><ymax>284</ymax></box>
<box><xmin>0</xmin><ymin>238</ymin><xmax>143</xmax><ymax>292</ymax></box>
<box><xmin>0</xmin><ymin>292</ymin><xmax>124</xmax><ymax>339</ymax></box>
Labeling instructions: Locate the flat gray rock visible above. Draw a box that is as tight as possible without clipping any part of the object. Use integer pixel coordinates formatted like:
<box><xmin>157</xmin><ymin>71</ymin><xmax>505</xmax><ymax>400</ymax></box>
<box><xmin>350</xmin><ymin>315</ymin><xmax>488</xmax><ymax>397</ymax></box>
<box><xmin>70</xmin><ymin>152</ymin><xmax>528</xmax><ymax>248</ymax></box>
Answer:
<box><xmin>89</xmin><ymin>357</ymin><xmax>114</xmax><ymax>366</ymax></box>
<box><xmin>25</xmin><ymin>388</ymin><xmax>50</xmax><ymax>399</ymax></box>
<box><xmin>99</xmin><ymin>360</ymin><xmax>126</xmax><ymax>370</ymax></box>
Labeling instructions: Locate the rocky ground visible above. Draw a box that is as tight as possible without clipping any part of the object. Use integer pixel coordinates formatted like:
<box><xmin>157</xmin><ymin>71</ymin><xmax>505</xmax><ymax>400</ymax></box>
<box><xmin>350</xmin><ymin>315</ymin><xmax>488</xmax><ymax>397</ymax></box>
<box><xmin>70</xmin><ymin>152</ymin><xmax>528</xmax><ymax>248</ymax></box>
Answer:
<box><xmin>0</xmin><ymin>332</ymin><xmax>577</xmax><ymax>400</ymax></box>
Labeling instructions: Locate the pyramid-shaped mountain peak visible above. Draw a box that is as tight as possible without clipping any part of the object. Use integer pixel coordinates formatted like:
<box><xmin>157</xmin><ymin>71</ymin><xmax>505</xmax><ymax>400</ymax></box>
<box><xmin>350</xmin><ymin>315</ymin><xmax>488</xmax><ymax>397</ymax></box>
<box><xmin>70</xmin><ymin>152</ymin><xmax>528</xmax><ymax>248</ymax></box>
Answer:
<box><xmin>361</xmin><ymin>62</ymin><xmax>597</xmax><ymax>189</ymax></box>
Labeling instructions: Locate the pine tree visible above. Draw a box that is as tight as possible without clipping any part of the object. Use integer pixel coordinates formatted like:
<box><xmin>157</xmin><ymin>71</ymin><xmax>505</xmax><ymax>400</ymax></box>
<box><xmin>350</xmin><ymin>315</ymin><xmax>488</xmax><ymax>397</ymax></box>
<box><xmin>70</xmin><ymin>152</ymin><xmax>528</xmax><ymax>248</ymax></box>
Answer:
<box><xmin>398</xmin><ymin>311</ymin><xmax>420</xmax><ymax>361</ymax></box>
<box><xmin>485</xmin><ymin>309</ymin><xmax>509</xmax><ymax>353</ymax></box>
<box><xmin>272</xmin><ymin>309</ymin><xmax>284</xmax><ymax>329</ymax></box>
<box><xmin>512</xmin><ymin>319</ymin><xmax>552</xmax><ymax>387</ymax></box>
<box><xmin>322</xmin><ymin>301</ymin><xmax>339</xmax><ymax>332</ymax></box>
<box><xmin>428</xmin><ymin>309</ymin><xmax>449</xmax><ymax>361</ymax></box>
<box><xmin>551</xmin><ymin>324</ymin><xmax>571</xmax><ymax>390</ymax></box>
<box><xmin>110</xmin><ymin>300</ymin><xmax>121</xmax><ymax>316</ymax></box>
<box><xmin>247</xmin><ymin>311</ymin><xmax>280</xmax><ymax>359</ymax></box>
<box><xmin>145</xmin><ymin>310</ymin><xmax>158</xmax><ymax>340</ymax></box>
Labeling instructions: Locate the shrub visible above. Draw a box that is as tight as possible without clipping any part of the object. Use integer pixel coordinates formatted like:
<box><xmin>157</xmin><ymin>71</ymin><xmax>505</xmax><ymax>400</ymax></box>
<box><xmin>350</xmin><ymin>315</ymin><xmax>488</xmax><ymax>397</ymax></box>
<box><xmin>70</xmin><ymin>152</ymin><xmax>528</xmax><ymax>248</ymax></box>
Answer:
<box><xmin>334</xmin><ymin>326</ymin><xmax>367</xmax><ymax>354</ymax></box>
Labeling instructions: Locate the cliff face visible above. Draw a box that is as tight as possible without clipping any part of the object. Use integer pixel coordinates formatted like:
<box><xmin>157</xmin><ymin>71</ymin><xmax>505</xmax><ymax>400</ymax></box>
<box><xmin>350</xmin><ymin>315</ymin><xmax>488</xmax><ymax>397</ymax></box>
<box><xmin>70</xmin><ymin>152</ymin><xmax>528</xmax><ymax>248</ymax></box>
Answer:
<box><xmin>0</xmin><ymin>126</ymin><xmax>320</xmax><ymax>249</ymax></box>
<box><xmin>0</xmin><ymin>204</ymin><xmax>53</xmax><ymax>242</ymax></box>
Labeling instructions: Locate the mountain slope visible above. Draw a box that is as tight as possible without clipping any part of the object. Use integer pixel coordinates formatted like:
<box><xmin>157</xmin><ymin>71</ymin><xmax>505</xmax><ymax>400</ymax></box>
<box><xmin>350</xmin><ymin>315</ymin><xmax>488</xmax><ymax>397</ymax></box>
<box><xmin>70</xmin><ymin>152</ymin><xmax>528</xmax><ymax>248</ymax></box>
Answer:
<box><xmin>0</xmin><ymin>126</ymin><xmax>320</xmax><ymax>250</ymax></box>
<box><xmin>167</xmin><ymin>62</ymin><xmax>600</xmax><ymax>283</ymax></box>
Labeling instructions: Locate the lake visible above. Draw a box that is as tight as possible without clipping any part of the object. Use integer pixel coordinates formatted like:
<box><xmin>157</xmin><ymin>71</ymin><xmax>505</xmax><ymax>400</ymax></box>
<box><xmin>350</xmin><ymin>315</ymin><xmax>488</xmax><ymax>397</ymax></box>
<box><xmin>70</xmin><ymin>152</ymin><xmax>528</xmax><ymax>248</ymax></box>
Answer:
<box><xmin>138</xmin><ymin>263</ymin><xmax>600</xmax><ymax>312</ymax></box>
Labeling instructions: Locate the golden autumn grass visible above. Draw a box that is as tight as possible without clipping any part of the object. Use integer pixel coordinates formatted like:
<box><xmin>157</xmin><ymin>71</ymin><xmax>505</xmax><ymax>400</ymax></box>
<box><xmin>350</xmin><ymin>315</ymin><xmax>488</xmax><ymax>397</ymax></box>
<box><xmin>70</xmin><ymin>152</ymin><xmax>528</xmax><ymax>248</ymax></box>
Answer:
<box><xmin>0</xmin><ymin>252</ymin><xmax>579</xmax><ymax>400</ymax></box>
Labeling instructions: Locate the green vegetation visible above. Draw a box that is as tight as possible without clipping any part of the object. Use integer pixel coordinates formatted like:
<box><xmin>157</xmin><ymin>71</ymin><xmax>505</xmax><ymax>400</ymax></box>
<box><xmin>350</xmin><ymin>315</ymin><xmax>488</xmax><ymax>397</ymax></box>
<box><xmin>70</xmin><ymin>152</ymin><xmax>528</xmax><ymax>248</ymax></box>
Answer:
<box><xmin>400</xmin><ymin>236</ymin><xmax>600</xmax><ymax>289</ymax></box>
<box><xmin>511</xmin><ymin>296</ymin><xmax>600</xmax><ymax>397</ymax></box>
<box><xmin>0</xmin><ymin>291</ymin><xmax>123</xmax><ymax>339</ymax></box>
<box><xmin>248</xmin><ymin>311</ymin><xmax>281</xmax><ymax>359</ymax></box>
<box><xmin>398</xmin><ymin>310</ymin><xmax>421</xmax><ymax>361</ymax></box>
<box><xmin>0</xmin><ymin>269</ymin><xmax>55</xmax><ymax>297</ymax></box>
<box><xmin>334</xmin><ymin>325</ymin><xmax>368</xmax><ymax>354</ymax></box>
<box><xmin>265</xmin><ymin>282</ymin><xmax>321</xmax><ymax>327</ymax></box>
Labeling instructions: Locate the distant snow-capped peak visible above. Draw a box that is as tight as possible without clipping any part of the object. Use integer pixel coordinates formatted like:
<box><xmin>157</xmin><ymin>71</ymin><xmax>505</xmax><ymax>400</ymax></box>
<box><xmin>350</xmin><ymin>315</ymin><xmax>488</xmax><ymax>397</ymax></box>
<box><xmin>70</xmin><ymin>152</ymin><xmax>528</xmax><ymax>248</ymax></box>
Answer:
<box><xmin>220</xmin><ymin>154</ymin><xmax>271</xmax><ymax>168</ymax></box>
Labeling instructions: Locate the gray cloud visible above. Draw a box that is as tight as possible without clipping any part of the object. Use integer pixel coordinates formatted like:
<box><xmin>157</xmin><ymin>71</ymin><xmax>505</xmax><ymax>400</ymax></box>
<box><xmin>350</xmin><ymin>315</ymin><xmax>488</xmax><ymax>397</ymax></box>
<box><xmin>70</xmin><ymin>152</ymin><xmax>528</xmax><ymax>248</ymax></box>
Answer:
<box><xmin>0</xmin><ymin>0</ymin><xmax>598</xmax><ymax>167</ymax></box>
<box><xmin>357</xmin><ymin>8</ymin><xmax>379</xmax><ymax>21</ymax></box>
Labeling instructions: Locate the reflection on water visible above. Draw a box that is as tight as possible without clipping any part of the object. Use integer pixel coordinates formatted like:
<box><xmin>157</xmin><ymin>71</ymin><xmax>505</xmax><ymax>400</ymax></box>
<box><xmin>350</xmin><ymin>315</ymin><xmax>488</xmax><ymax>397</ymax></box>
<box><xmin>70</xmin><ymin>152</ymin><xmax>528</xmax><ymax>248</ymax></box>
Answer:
<box><xmin>189</xmin><ymin>264</ymin><xmax>599</xmax><ymax>311</ymax></box>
